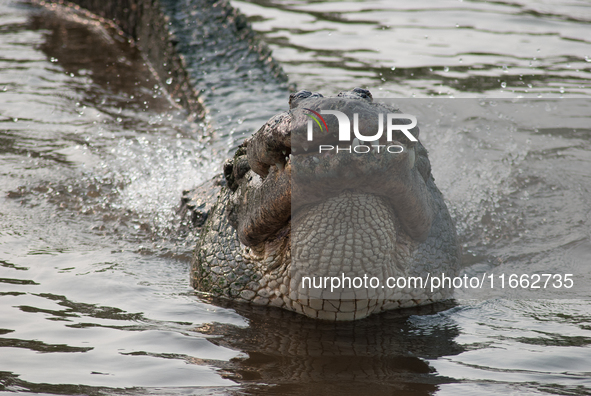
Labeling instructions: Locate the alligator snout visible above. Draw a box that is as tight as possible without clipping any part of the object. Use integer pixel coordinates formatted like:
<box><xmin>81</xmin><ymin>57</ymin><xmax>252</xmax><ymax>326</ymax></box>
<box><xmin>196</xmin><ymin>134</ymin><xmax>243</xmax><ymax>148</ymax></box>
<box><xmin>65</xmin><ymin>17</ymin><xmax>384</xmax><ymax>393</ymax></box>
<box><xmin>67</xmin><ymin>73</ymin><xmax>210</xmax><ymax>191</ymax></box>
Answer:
<box><xmin>188</xmin><ymin>88</ymin><xmax>461</xmax><ymax>320</ymax></box>
<box><xmin>234</xmin><ymin>89</ymin><xmax>435</xmax><ymax>245</ymax></box>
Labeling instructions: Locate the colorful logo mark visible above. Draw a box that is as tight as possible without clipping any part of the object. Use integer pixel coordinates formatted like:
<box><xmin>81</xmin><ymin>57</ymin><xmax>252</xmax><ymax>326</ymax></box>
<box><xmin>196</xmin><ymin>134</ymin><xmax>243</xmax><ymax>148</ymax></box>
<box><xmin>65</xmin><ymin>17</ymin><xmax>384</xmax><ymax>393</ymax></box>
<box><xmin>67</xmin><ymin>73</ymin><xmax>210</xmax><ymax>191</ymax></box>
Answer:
<box><xmin>304</xmin><ymin>108</ymin><xmax>329</xmax><ymax>134</ymax></box>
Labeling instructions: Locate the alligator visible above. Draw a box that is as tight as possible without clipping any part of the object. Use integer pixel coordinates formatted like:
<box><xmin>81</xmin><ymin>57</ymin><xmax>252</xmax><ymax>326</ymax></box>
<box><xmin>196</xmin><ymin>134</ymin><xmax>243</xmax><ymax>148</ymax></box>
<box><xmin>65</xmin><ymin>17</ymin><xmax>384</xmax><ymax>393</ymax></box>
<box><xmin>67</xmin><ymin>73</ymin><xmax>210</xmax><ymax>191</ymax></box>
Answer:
<box><xmin>36</xmin><ymin>0</ymin><xmax>460</xmax><ymax>321</ymax></box>
<box><xmin>182</xmin><ymin>88</ymin><xmax>461</xmax><ymax>321</ymax></box>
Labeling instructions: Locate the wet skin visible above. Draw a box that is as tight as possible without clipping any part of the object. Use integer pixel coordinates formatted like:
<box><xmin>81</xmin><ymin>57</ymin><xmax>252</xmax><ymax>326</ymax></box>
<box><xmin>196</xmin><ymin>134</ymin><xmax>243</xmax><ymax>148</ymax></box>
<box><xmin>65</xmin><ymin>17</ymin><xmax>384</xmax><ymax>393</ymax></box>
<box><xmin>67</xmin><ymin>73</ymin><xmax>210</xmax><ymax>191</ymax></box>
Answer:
<box><xmin>182</xmin><ymin>88</ymin><xmax>461</xmax><ymax>320</ymax></box>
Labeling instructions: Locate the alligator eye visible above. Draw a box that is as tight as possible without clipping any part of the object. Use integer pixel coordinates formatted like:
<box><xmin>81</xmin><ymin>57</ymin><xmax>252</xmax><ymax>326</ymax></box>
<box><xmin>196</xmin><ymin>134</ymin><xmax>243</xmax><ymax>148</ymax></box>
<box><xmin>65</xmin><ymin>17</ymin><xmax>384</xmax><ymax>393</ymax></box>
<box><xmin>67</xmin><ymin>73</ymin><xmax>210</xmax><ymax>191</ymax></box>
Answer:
<box><xmin>233</xmin><ymin>155</ymin><xmax>250</xmax><ymax>181</ymax></box>
<box><xmin>223</xmin><ymin>158</ymin><xmax>235</xmax><ymax>187</ymax></box>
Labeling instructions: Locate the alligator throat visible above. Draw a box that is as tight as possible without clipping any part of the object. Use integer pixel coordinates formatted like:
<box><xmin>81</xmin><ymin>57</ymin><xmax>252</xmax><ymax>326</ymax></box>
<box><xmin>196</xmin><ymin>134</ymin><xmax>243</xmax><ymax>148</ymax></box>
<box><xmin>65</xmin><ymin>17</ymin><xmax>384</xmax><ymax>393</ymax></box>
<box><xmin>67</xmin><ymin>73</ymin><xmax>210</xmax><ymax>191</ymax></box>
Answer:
<box><xmin>186</xmin><ymin>89</ymin><xmax>461</xmax><ymax>320</ymax></box>
<box><xmin>292</xmin><ymin>190</ymin><xmax>412</xmax><ymax>297</ymax></box>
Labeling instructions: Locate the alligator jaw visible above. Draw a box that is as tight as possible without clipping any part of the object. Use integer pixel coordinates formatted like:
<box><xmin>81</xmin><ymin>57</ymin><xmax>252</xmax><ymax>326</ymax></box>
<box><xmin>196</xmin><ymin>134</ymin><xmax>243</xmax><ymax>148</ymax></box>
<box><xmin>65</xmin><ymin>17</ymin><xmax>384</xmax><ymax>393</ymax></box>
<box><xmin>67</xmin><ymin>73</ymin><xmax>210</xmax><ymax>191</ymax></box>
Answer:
<box><xmin>190</xmin><ymin>89</ymin><xmax>460</xmax><ymax>320</ymax></box>
<box><xmin>227</xmin><ymin>163</ymin><xmax>292</xmax><ymax>247</ymax></box>
<box><xmin>240</xmin><ymin>94</ymin><xmax>435</xmax><ymax>246</ymax></box>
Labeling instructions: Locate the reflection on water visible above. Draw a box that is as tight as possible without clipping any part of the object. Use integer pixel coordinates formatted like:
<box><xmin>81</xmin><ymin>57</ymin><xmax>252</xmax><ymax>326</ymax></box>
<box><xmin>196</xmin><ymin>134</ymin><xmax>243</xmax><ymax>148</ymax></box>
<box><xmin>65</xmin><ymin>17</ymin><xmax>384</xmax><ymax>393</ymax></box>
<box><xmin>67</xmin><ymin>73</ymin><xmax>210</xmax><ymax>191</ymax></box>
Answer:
<box><xmin>0</xmin><ymin>0</ymin><xmax>590</xmax><ymax>395</ymax></box>
<box><xmin>195</xmin><ymin>300</ymin><xmax>462</xmax><ymax>395</ymax></box>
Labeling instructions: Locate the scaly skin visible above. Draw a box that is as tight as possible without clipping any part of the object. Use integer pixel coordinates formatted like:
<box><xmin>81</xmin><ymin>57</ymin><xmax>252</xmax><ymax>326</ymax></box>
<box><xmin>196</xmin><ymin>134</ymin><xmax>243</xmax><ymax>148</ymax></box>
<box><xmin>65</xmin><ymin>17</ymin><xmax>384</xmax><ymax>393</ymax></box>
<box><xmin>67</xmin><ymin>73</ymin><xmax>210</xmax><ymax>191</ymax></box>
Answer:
<box><xmin>182</xmin><ymin>89</ymin><xmax>461</xmax><ymax>320</ymax></box>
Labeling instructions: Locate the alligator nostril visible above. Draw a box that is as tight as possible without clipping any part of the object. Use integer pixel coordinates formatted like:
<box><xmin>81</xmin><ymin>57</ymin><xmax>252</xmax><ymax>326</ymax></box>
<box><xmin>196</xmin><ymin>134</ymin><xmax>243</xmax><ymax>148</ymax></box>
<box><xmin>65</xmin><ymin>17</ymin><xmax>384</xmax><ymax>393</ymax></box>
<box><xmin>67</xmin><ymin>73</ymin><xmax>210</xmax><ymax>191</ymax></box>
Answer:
<box><xmin>352</xmin><ymin>87</ymin><xmax>372</xmax><ymax>100</ymax></box>
<box><xmin>289</xmin><ymin>90</ymin><xmax>311</xmax><ymax>108</ymax></box>
<box><xmin>289</xmin><ymin>90</ymin><xmax>324</xmax><ymax>109</ymax></box>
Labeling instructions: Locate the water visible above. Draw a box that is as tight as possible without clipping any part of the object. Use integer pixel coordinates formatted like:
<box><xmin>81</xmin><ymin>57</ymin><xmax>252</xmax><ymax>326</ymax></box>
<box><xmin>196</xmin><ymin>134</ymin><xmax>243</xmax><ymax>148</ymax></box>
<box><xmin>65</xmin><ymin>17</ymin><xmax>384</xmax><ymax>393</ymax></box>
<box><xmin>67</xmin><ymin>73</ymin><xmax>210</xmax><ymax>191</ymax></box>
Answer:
<box><xmin>234</xmin><ymin>0</ymin><xmax>591</xmax><ymax>98</ymax></box>
<box><xmin>0</xmin><ymin>0</ymin><xmax>590</xmax><ymax>395</ymax></box>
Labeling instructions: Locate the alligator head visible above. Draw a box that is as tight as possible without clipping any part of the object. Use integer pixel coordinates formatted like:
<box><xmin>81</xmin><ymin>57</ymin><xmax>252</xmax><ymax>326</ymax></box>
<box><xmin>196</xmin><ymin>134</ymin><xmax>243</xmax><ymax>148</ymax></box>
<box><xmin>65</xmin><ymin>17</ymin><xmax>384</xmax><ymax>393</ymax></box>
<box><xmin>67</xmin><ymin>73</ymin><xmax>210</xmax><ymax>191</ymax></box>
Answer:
<box><xmin>184</xmin><ymin>88</ymin><xmax>460</xmax><ymax>320</ymax></box>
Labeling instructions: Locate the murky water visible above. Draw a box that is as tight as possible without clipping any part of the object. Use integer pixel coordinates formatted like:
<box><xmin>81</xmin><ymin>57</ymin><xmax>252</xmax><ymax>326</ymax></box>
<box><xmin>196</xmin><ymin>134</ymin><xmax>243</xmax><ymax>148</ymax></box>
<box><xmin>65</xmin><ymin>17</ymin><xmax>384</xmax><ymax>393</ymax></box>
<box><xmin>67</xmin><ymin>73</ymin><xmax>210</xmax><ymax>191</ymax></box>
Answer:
<box><xmin>1</xmin><ymin>0</ymin><xmax>590</xmax><ymax>395</ymax></box>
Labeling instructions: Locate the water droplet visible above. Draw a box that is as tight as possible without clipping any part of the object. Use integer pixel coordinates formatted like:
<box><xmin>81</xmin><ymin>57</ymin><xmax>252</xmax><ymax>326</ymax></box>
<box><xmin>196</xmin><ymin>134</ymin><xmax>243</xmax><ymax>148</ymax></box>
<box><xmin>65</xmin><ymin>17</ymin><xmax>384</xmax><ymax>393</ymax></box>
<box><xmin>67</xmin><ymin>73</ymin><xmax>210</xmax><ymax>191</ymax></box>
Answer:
<box><xmin>166</xmin><ymin>78</ymin><xmax>173</xmax><ymax>85</ymax></box>
<box><xmin>390</xmin><ymin>66</ymin><xmax>396</xmax><ymax>71</ymax></box>
<box><xmin>116</xmin><ymin>117</ymin><xmax>123</xmax><ymax>123</ymax></box>
<box><xmin>455</xmin><ymin>24</ymin><xmax>459</xmax><ymax>28</ymax></box>
<box><xmin>559</xmin><ymin>87</ymin><xmax>565</xmax><ymax>93</ymax></box>
<box><xmin>459</xmin><ymin>58</ymin><xmax>463</xmax><ymax>63</ymax></box>
<box><xmin>585</xmin><ymin>56</ymin><xmax>590</xmax><ymax>62</ymax></box>
<box><xmin>443</xmin><ymin>66</ymin><xmax>449</xmax><ymax>72</ymax></box>
<box><xmin>501</xmin><ymin>82</ymin><xmax>507</xmax><ymax>88</ymax></box>
<box><xmin>50</xmin><ymin>57</ymin><xmax>58</xmax><ymax>63</ymax></box>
